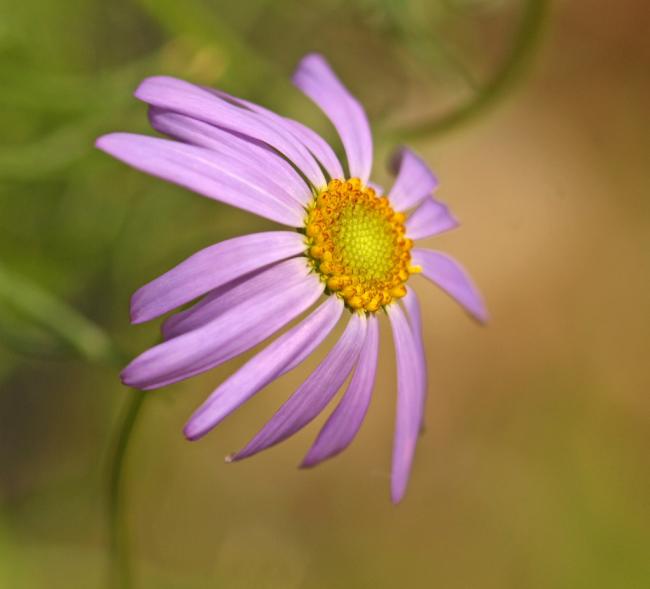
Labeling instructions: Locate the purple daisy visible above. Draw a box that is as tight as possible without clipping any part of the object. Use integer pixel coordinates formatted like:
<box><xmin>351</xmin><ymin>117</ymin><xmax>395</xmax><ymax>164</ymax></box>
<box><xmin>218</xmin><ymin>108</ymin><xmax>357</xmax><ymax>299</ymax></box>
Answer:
<box><xmin>97</xmin><ymin>54</ymin><xmax>487</xmax><ymax>503</ymax></box>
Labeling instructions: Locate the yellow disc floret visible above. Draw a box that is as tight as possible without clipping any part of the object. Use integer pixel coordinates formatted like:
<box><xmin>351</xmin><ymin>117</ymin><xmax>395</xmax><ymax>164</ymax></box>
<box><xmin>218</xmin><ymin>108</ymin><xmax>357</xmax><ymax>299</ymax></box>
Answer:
<box><xmin>304</xmin><ymin>178</ymin><xmax>420</xmax><ymax>313</ymax></box>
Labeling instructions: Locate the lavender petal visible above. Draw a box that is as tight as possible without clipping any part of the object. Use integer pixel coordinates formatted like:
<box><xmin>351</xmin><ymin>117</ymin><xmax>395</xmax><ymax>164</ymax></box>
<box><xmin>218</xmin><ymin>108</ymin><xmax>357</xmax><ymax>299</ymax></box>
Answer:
<box><xmin>280</xmin><ymin>117</ymin><xmax>345</xmax><ymax>181</ymax></box>
<box><xmin>162</xmin><ymin>266</ymin><xmax>272</xmax><ymax>340</ymax></box>
<box><xmin>387</xmin><ymin>303</ymin><xmax>425</xmax><ymax>504</ymax></box>
<box><xmin>388</xmin><ymin>149</ymin><xmax>439</xmax><ymax>212</ymax></box>
<box><xmin>411</xmin><ymin>248</ymin><xmax>488</xmax><ymax>323</ymax></box>
<box><xmin>293</xmin><ymin>54</ymin><xmax>373</xmax><ymax>183</ymax></box>
<box><xmin>96</xmin><ymin>133</ymin><xmax>305</xmax><ymax>226</ymax></box>
<box><xmin>230</xmin><ymin>312</ymin><xmax>367</xmax><ymax>461</ymax></box>
<box><xmin>120</xmin><ymin>259</ymin><xmax>323</xmax><ymax>390</ymax></box>
<box><xmin>134</xmin><ymin>76</ymin><xmax>327</xmax><ymax>187</ymax></box>
<box><xmin>131</xmin><ymin>232</ymin><xmax>306</xmax><ymax>324</ymax></box>
<box><xmin>184</xmin><ymin>297</ymin><xmax>343</xmax><ymax>440</ymax></box>
<box><xmin>149</xmin><ymin>108</ymin><xmax>313</xmax><ymax>207</ymax></box>
<box><xmin>406</xmin><ymin>197</ymin><xmax>459</xmax><ymax>240</ymax></box>
<box><xmin>301</xmin><ymin>314</ymin><xmax>379</xmax><ymax>467</ymax></box>
<box><xmin>207</xmin><ymin>92</ymin><xmax>344</xmax><ymax>181</ymax></box>
<box><xmin>402</xmin><ymin>288</ymin><xmax>428</xmax><ymax>432</ymax></box>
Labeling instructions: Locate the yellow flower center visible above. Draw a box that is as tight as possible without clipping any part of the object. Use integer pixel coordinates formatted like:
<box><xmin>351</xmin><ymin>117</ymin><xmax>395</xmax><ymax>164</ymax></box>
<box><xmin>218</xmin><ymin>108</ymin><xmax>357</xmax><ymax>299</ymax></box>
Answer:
<box><xmin>304</xmin><ymin>178</ymin><xmax>420</xmax><ymax>313</ymax></box>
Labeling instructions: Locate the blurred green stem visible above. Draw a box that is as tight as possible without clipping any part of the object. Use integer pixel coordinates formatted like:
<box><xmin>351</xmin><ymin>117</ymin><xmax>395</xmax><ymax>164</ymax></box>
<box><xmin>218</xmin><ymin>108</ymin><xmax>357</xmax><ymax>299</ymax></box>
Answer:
<box><xmin>390</xmin><ymin>0</ymin><xmax>550</xmax><ymax>140</ymax></box>
<box><xmin>0</xmin><ymin>263</ymin><xmax>143</xmax><ymax>586</ymax></box>
<box><xmin>108</xmin><ymin>390</ymin><xmax>147</xmax><ymax>589</ymax></box>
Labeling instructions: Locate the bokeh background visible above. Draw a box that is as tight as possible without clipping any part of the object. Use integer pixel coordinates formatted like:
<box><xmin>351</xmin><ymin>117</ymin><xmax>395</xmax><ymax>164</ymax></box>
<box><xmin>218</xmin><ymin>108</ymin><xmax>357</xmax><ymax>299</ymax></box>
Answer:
<box><xmin>1</xmin><ymin>0</ymin><xmax>649</xmax><ymax>587</ymax></box>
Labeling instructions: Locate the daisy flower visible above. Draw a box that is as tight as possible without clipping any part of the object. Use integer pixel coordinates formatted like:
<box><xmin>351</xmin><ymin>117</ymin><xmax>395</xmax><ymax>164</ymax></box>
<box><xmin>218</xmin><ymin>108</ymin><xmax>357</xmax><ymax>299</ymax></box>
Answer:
<box><xmin>97</xmin><ymin>54</ymin><xmax>487</xmax><ymax>503</ymax></box>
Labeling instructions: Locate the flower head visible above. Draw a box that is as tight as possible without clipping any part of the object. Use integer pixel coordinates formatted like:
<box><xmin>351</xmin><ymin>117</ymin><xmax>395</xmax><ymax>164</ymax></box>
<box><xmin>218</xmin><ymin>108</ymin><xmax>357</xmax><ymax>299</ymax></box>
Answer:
<box><xmin>97</xmin><ymin>54</ymin><xmax>487</xmax><ymax>503</ymax></box>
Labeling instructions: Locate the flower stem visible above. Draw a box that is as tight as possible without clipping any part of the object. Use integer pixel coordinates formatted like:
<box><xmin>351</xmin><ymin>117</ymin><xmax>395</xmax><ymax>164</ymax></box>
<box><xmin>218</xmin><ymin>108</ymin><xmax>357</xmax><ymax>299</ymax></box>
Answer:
<box><xmin>107</xmin><ymin>390</ymin><xmax>147</xmax><ymax>589</ymax></box>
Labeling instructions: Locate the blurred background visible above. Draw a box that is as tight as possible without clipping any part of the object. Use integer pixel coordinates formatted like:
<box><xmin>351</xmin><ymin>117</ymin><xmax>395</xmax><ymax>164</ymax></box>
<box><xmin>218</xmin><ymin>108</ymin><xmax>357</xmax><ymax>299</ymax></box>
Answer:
<box><xmin>1</xmin><ymin>0</ymin><xmax>649</xmax><ymax>587</ymax></box>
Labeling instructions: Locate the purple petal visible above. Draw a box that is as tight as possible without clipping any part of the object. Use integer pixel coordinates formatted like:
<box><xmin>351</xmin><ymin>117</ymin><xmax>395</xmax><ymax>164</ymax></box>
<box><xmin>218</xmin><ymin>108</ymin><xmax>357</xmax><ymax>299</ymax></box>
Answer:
<box><xmin>208</xmin><ymin>92</ymin><xmax>344</xmax><ymax>181</ymax></box>
<box><xmin>230</xmin><ymin>312</ymin><xmax>367</xmax><ymax>461</ymax></box>
<box><xmin>96</xmin><ymin>133</ymin><xmax>305</xmax><ymax>226</ymax></box>
<box><xmin>387</xmin><ymin>303</ymin><xmax>426</xmax><ymax>504</ymax></box>
<box><xmin>388</xmin><ymin>149</ymin><xmax>439</xmax><ymax>212</ymax></box>
<box><xmin>162</xmin><ymin>267</ymin><xmax>268</xmax><ymax>339</ymax></box>
<box><xmin>131</xmin><ymin>232</ymin><xmax>306</xmax><ymax>324</ymax></box>
<box><xmin>411</xmin><ymin>249</ymin><xmax>488</xmax><ymax>323</ymax></box>
<box><xmin>184</xmin><ymin>297</ymin><xmax>343</xmax><ymax>440</ymax></box>
<box><xmin>301</xmin><ymin>314</ymin><xmax>379</xmax><ymax>468</ymax></box>
<box><xmin>279</xmin><ymin>117</ymin><xmax>345</xmax><ymax>180</ymax></box>
<box><xmin>402</xmin><ymin>288</ymin><xmax>428</xmax><ymax>433</ymax></box>
<box><xmin>149</xmin><ymin>108</ymin><xmax>313</xmax><ymax>206</ymax></box>
<box><xmin>406</xmin><ymin>197</ymin><xmax>459</xmax><ymax>240</ymax></box>
<box><xmin>293</xmin><ymin>54</ymin><xmax>373</xmax><ymax>183</ymax></box>
<box><xmin>134</xmin><ymin>76</ymin><xmax>327</xmax><ymax>187</ymax></box>
<box><xmin>162</xmin><ymin>257</ymin><xmax>330</xmax><ymax>341</ymax></box>
<box><xmin>120</xmin><ymin>259</ymin><xmax>323</xmax><ymax>390</ymax></box>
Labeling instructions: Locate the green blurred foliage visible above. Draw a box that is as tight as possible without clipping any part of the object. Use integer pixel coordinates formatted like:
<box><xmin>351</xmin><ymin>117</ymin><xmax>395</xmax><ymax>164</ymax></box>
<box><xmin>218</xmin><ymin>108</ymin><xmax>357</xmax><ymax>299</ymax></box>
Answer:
<box><xmin>1</xmin><ymin>0</ymin><xmax>649</xmax><ymax>588</ymax></box>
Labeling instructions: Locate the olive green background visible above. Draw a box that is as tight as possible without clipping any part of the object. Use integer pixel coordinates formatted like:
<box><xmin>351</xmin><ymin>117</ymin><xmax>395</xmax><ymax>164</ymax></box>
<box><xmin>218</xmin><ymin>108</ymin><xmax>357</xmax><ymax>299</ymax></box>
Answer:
<box><xmin>1</xmin><ymin>0</ymin><xmax>649</xmax><ymax>587</ymax></box>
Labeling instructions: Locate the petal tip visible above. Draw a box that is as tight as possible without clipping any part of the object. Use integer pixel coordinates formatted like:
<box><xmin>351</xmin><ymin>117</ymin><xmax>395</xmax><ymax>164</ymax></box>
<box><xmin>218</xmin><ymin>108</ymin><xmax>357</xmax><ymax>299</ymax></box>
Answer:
<box><xmin>120</xmin><ymin>361</ymin><xmax>157</xmax><ymax>391</ymax></box>
<box><xmin>129</xmin><ymin>311</ymin><xmax>144</xmax><ymax>325</ymax></box>
<box><xmin>298</xmin><ymin>454</ymin><xmax>317</xmax><ymax>469</ymax></box>
<box><xmin>296</xmin><ymin>52</ymin><xmax>327</xmax><ymax>70</ymax></box>
<box><xmin>183</xmin><ymin>422</ymin><xmax>202</xmax><ymax>441</ymax></box>
<box><xmin>473</xmin><ymin>303</ymin><xmax>490</xmax><ymax>324</ymax></box>
<box><xmin>119</xmin><ymin>366</ymin><xmax>136</xmax><ymax>388</ymax></box>
<box><xmin>477</xmin><ymin>314</ymin><xmax>489</xmax><ymax>325</ymax></box>
<box><xmin>94</xmin><ymin>135</ymin><xmax>108</xmax><ymax>151</ymax></box>
<box><xmin>94</xmin><ymin>133</ymin><xmax>120</xmax><ymax>153</ymax></box>
<box><xmin>300</xmin><ymin>445</ymin><xmax>343</xmax><ymax>469</ymax></box>
<box><xmin>94</xmin><ymin>132</ymin><xmax>135</xmax><ymax>159</ymax></box>
<box><xmin>134</xmin><ymin>75</ymin><xmax>173</xmax><ymax>101</ymax></box>
<box><xmin>390</xmin><ymin>483</ymin><xmax>407</xmax><ymax>504</ymax></box>
<box><xmin>129</xmin><ymin>293</ymin><xmax>147</xmax><ymax>324</ymax></box>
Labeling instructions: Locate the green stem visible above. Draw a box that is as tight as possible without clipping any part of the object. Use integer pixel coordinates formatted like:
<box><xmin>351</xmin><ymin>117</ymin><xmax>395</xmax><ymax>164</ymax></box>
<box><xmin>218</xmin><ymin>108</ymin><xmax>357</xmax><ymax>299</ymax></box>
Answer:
<box><xmin>388</xmin><ymin>0</ymin><xmax>550</xmax><ymax>141</ymax></box>
<box><xmin>108</xmin><ymin>390</ymin><xmax>147</xmax><ymax>589</ymax></box>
